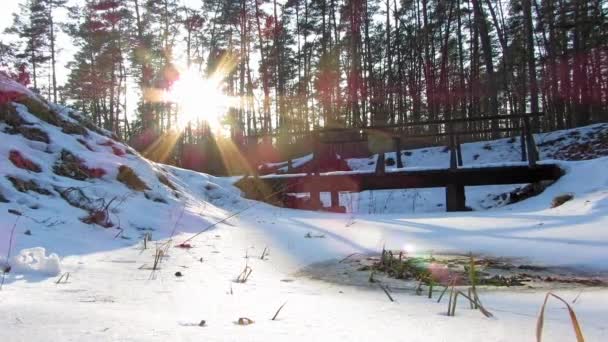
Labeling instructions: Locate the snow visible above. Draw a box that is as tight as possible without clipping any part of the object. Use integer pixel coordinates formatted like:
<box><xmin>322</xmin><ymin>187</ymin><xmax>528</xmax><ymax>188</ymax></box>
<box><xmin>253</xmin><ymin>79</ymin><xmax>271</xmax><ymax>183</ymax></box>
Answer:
<box><xmin>8</xmin><ymin>247</ymin><xmax>61</xmax><ymax>276</ymax></box>
<box><xmin>1</xmin><ymin>76</ymin><xmax>607</xmax><ymax>341</ymax></box>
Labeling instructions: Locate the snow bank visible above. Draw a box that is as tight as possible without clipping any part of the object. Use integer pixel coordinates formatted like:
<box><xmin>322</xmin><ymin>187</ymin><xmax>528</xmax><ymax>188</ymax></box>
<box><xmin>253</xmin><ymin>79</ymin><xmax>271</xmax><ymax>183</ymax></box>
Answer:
<box><xmin>9</xmin><ymin>247</ymin><xmax>61</xmax><ymax>276</ymax></box>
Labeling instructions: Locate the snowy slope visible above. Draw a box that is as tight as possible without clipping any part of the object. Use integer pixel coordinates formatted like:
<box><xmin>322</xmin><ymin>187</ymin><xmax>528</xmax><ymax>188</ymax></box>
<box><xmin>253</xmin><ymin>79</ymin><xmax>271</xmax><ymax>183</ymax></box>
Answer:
<box><xmin>1</xmin><ymin>76</ymin><xmax>607</xmax><ymax>341</ymax></box>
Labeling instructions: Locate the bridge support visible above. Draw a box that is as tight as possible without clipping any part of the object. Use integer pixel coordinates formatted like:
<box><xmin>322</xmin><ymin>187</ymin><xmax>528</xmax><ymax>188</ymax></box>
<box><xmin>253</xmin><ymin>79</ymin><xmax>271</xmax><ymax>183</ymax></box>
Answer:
<box><xmin>330</xmin><ymin>191</ymin><xmax>340</xmax><ymax>210</ymax></box>
<box><xmin>446</xmin><ymin>184</ymin><xmax>467</xmax><ymax>212</ymax></box>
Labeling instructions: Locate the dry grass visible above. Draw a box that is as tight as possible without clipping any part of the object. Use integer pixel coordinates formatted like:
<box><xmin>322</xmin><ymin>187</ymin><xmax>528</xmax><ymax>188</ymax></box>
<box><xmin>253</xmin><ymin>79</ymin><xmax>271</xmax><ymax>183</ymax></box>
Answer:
<box><xmin>0</xmin><ymin>210</ymin><xmax>22</xmax><ymax>290</ymax></box>
<box><xmin>117</xmin><ymin>165</ymin><xmax>150</xmax><ymax>191</ymax></box>
<box><xmin>235</xmin><ymin>261</ymin><xmax>253</xmax><ymax>283</ymax></box>
<box><xmin>260</xmin><ymin>247</ymin><xmax>268</xmax><ymax>260</ymax></box>
<box><xmin>55</xmin><ymin>272</ymin><xmax>71</xmax><ymax>284</ymax></box>
<box><xmin>536</xmin><ymin>292</ymin><xmax>585</xmax><ymax>342</ymax></box>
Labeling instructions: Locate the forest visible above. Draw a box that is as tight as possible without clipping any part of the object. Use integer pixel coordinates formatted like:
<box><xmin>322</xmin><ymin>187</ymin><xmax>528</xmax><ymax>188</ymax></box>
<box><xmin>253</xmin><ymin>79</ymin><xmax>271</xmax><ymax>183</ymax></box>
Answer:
<box><xmin>2</xmin><ymin>0</ymin><xmax>607</xmax><ymax>173</ymax></box>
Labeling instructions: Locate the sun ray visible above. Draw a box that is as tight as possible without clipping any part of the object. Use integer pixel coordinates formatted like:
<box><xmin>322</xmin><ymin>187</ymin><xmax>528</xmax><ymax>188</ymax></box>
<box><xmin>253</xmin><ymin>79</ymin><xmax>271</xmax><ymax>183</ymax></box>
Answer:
<box><xmin>166</xmin><ymin>66</ymin><xmax>237</xmax><ymax>131</ymax></box>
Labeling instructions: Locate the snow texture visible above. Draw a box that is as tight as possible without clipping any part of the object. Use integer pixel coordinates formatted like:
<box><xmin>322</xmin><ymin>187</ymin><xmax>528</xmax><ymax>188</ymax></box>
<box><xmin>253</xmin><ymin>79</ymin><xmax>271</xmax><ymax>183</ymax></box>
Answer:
<box><xmin>9</xmin><ymin>247</ymin><xmax>61</xmax><ymax>276</ymax></box>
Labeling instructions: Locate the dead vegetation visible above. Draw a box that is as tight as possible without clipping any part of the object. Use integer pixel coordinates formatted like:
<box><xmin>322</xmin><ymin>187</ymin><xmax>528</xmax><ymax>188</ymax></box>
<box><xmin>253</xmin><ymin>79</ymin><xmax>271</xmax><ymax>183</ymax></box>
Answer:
<box><xmin>9</xmin><ymin>150</ymin><xmax>41</xmax><ymax>172</ymax></box>
<box><xmin>12</xmin><ymin>96</ymin><xmax>90</xmax><ymax>136</ymax></box>
<box><xmin>13</xmin><ymin>96</ymin><xmax>60</xmax><ymax>126</ymax></box>
<box><xmin>7</xmin><ymin>176</ymin><xmax>51</xmax><ymax>195</ymax></box>
<box><xmin>12</xmin><ymin>126</ymin><xmax>50</xmax><ymax>143</ymax></box>
<box><xmin>117</xmin><ymin>165</ymin><xmax>149</xmax><ymax>191</ymax></box>
<box><xmin>56</xmin><ymin>186</ymin><xmax>124</xmax><ymax>228</ymax></box>
<box><xmin>157</xmin><ymin>172</ymin><xmax>176</xmax><ymax>190</ymax></box>
<box><xmin>235</xmin><ymin>261</ymin><xmax>253</xmax><ymax>283</ymax></box>
<box><xmin>271</xmin><ymin>302</ymin><xmax>287</xmax><ymax>320</ymax></box>
<box><xmin>53</xmin><ymin>149</ymin><xmax>106</xmax><ymax>180</ymax></box>
<box><xmin>551</xmin><ymin>193</ymin><xmax>574</xmax><ymax>208</ymax></box>
<box><xmin>536</xmin><ymin>292</ymin><xmax>585</xmax><ymax>342</ymax></box>
<box><xmin>0</xmin><ymin>103</ymin><xmax>26</xmax><ymax>126</ymax></box>
<box><xmin>60</xmin><ymin>120</ymin><xmax>87</xmax><ymax>136</ymax></box>
<box><xmin>1</xmin><ymin>103</ymin><xmax>51</xmax><ymax>143</ymax></box>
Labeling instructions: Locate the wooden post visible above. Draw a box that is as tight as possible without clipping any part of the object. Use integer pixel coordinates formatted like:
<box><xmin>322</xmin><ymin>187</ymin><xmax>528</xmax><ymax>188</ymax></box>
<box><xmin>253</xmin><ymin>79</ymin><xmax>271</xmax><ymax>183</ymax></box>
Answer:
<box><xmin>456</xmin><ymin>135</ymin><xmax>463</xmax><ymax>166</ymax></box>
<box><xmin>523</xmin><ymin>116</ymin><xmax>538</xmax><ymax>166</ymax></box>
<box><xmin>330</xmin><ymin>191</ymin><xmax>339</xmax><ymax>209</ymax></box>
<box><xmin>309</xmin><ymin>131</ymin><xmax>321</xmax><ymax>209</ymax></box>
<box><xmin>287</xmin><ymin>159</ymin><xmax>293</xmax><ymax>172</ymax></box>
<box><xmin>375</xmin><ymin>153</ymin><xmax>386</xmax><ymax>175</ymax></box>
<box><xmin>446</xmin><ymin>183</ymin><xmax>466</xmax><ymax>212</ymax></box>
<box><xmin>449</xmin><ymin>130</ymin><xmax>458</xmax><ymax>170</ymax></box>
<box><xmin>520</xmin><ymin>130</ymin><xmax>528</xmax><ymax>162</ymax></box>
<box><xmin>394</xmin><ymin>137</ymin><xmax>404</xmax><ymax>168</ymax></box>
<box><xmin>309</xmin><ymin>175</ymin><xmax>321</xmax><ymax>210</ymax></box>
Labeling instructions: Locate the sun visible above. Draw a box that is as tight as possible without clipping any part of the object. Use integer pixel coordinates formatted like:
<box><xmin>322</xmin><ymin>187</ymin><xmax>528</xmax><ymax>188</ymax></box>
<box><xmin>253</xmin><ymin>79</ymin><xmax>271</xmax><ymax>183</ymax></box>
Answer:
<box><xmin>167</xmin><ymin>67</ymin><xmax>233</xmax><ymax>130</ymax></box>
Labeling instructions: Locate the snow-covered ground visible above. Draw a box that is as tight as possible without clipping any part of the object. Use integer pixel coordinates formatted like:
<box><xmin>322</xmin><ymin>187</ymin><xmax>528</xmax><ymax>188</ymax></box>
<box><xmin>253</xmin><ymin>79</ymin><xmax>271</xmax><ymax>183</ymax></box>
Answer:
<box><xmin>1</xmin><ymin>76</ymin><xmax>607</xmax><ymax>341</ymax></box>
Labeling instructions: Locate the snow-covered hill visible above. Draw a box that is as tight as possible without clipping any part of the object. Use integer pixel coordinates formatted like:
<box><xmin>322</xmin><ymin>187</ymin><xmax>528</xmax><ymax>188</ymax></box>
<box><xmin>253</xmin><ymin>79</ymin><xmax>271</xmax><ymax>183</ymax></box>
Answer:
<box><xmin>1</xmin><ymin>75</ymin><xmax>607</xmax><ymax>341</ymax></box>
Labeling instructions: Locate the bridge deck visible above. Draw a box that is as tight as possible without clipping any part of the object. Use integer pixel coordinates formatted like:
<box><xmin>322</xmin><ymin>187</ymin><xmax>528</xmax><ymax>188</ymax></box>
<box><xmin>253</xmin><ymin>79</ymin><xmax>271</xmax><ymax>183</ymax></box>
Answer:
<box><xmin>234</xmin><ymin>164</ymin><xmax>563</xmax><ymax>212</ymax></box>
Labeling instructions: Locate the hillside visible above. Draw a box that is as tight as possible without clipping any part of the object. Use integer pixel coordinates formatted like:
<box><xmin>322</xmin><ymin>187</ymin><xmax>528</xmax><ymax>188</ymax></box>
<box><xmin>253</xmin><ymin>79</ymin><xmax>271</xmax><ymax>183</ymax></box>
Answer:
<box><xmin>1</xmin><ymin>76</ymin><xmax>608</xmax><ymax>341</ymax></box>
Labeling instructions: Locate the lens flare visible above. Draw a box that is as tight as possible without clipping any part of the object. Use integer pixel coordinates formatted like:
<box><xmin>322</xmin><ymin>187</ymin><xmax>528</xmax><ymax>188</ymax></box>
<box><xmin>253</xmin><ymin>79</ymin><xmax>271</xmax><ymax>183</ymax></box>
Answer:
<box><xmin>166</xmin><ymin>67</ymin><xmax>234</xmax><ymax>130</ymax></box>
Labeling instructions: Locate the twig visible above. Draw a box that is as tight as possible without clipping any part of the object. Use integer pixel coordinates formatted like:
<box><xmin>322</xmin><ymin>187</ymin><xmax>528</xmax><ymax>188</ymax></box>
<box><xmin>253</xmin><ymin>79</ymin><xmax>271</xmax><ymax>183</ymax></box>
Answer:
<box><xmin>271</xmin><ymin>301</ymin><xmax>288</xmax><ymax>320</ymax></box>
<box><xmin>379</xmin><ymin>284</ymin><xmax>395</xmax><ymax>302</ymax></box>
<box><xmin>56</xmin><ymin>272</ymin><xmax>70</xmax><ymax>284</ymax></box>
<box><xmin>260</xmin><ymin>247</ymin><xmax>268</xmax><ymax>260</ymax></box>
<box><xmin>1</xmin><ymin>212</ymin><xmax>21</xmax><ymax>290</ymax></box>
<box><xmin>338</xmin><ymin>252</ymin><xmax>360</xmax><ymax>263</ymax></box>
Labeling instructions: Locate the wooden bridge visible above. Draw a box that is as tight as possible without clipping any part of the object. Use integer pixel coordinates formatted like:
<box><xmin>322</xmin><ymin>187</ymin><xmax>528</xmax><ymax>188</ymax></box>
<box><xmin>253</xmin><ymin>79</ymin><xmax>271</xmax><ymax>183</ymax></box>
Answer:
<box><xmin>235</xmin><ymin>164</ymin><xmax>562</xmax><ymax>212</ymax></box>
<box><xmin>235</xmin><ymin>113</ymin><xmax>563</xmax><ymax>212</ymax></box>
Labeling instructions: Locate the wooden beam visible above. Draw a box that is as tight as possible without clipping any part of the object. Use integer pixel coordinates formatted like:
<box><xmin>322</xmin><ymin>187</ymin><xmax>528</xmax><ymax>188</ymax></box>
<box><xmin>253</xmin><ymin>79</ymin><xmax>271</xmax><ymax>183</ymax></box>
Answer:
<box><xmin>235</xmin><ymin>164</ymin><xmax>562</xmax><ymax>195</ymax></box>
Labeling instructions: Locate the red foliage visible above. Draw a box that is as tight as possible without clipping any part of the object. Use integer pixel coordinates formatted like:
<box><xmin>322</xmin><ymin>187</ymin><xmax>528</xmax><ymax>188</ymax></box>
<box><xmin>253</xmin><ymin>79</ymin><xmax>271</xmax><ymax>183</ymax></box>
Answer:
<box><xmin>86</xmin><ymin>168</ymin><xmax>107</xmax><ymax>178</ymax></box>
<box><xmin>0</xmin><ymin>90</ymin><xmax>23</xmax><ymax>106</ymax></box>
<box><xmin>111</xmin><ymin>146</ymin><xmax>125</xmax><ymax>156</ymax></box>
<box><xmin>14</xmin><ymin>64</ymin><xmax>30</xmax><ymax>86</ymax></box>
<box><xmin>81</xmin><ymin>210</ymin><xmax>113</xmax><ymax>228</ymax></box>
<box><xmin>9</xmin><ymin>150</ymin><xmax>41</xmax><ymax>172</ymax></box>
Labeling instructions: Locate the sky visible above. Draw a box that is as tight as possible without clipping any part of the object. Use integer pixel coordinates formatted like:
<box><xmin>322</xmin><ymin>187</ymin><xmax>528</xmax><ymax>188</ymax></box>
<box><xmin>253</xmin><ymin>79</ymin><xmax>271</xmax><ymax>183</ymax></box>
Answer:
<box><xmin>0</xmin><ymin>0</ymin><xmax>220</xmax><ymax>90</ymax></box>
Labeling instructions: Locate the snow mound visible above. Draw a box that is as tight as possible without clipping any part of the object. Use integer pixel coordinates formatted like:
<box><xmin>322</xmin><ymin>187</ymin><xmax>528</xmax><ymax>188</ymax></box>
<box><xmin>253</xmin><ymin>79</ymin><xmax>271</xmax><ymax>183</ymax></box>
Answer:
<box><xmin>9</xmin><ymin>247</ymin><xmax>61</xmax><ymax>276</ymax></box>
